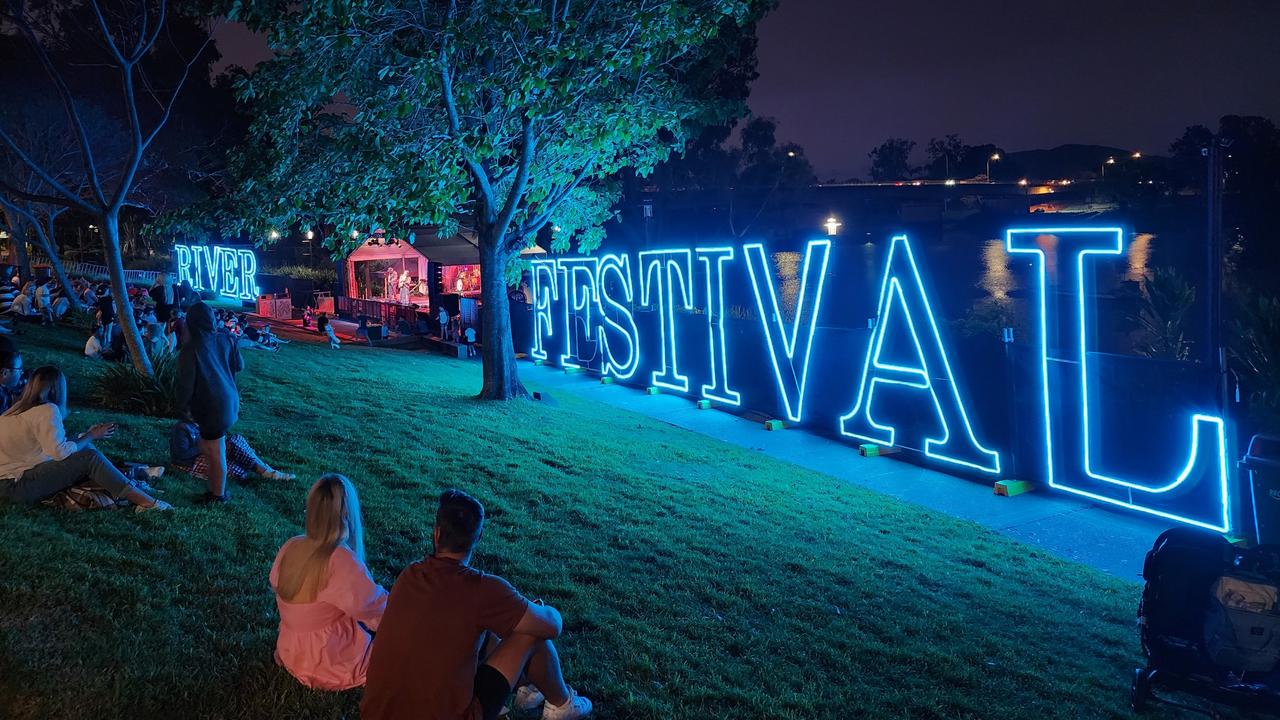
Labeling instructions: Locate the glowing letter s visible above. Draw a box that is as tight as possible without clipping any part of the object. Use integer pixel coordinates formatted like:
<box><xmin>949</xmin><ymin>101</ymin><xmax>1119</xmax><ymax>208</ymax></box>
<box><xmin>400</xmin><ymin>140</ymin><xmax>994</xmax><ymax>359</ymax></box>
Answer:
<box><xmin>743</xmin><ymin>239</ymin><xmax>830</xmax><ymax>422</ymax></box>
<box><xmin>597</xmin><ymin>254</ymin><xmax>639</xmax><ymax>380</ymax></box>
<box><xmin>839</xmin><ymin>235</ymin><xmax>1000</xmax><ymax>474</ymax></box>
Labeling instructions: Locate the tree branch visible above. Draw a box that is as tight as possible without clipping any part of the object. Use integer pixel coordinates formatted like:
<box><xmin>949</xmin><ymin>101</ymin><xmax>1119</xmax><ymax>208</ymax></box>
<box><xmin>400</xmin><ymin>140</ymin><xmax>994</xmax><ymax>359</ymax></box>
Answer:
<box><xmin>493</xmin><ymin>117</ymin><xmax>536</xmax><ymax>234</ymax></box>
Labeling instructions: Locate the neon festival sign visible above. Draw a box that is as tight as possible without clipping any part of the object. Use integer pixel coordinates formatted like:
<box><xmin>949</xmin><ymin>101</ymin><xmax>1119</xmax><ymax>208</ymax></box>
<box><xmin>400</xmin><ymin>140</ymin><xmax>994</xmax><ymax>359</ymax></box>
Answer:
<box><xmin>529</xmin><ymin>227</ymin><xmax>1232</xmax><ymax>533</ymax></box>
<box><xmin>174</xmin><ymin>244</ymin><xmax>260</xmax><ymax>301</ymax></box>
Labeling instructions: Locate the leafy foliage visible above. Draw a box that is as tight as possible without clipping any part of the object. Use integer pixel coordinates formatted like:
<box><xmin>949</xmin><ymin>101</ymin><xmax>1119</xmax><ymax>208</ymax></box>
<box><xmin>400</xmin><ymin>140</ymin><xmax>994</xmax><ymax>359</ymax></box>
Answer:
<box><xmin>223</xmin><ymin>0</ymin><xmax>758</xmax><ymax>257</ymax></box>
<box><xmin>868</xmin><ymin>137</ymin><xmax>916</xmax><ymax>181</ymax></box>
<box><xmin>265</xmin><ymin>264</ymin><xmax>337</xmax><ymax>284</ymax></box>
<box><xmin>1129</xmin><ymin>266</ymin><xmax>1196</xmax><ymax>362</ymax></box>
<box><xmin>89</xmin><ymin>350</ymin><xmax>179</xmax><ymax>417</ymax></box>
<box><xmin>1231</xmin><ymin>294</ymin><xmax>1280</xmax><ymax>431</ymax></box>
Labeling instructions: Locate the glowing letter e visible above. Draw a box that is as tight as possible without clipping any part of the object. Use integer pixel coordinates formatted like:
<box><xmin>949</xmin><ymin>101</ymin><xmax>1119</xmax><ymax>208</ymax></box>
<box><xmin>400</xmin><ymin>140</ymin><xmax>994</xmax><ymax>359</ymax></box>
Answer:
<box><xmin>744</xmin><ymin>239</ymin><xmax>831</xmax><ymax>422</ymax></box>
<box><xmin>840</xmin><ymin>235</ymin><xmax>1000</xmax><ymax>474</ymax></box>
<box><xmin>1007</xmin><ymin>227</ymin><xmax>1231</xmax><ymax>532</ymax></box>
<box><xmin>639</xmin><ymin>250</ymin><xmax>693</xmax><ymax>392</ymax></box>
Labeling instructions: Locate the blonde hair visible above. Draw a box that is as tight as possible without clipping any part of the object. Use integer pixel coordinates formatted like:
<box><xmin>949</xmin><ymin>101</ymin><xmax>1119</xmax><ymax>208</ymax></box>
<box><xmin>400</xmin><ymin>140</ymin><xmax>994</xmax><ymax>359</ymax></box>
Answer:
<box><xmin>276</xmin><ymin>474</ymin><xmax>366</xmax><ymax>603</ymax></box>
<box><xmin>2</xmin><ymin>366</ymin><xmax>66</xmax><ymax>418</ymax></box>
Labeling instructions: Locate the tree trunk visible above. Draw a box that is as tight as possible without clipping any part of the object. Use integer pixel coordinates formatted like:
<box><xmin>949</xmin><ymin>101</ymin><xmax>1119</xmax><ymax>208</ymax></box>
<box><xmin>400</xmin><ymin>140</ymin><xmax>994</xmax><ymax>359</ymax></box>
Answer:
<box><xmin>2</xmin><ymin>207</ymin><xmax>30</xmax><ymax>284</ymax></box>
<box><xmin>477</xmin><ymin>229</ymin><xmax>528</xmax><ymax>400</ymax></box>
<box><xmin>40</xmin><ymin>240</ymin><xmax>84</xmax><ymax>312</ymax></box>
<box><xmin>102</xmin><ymin>211</ymin><xmax>153</xmax><ymax>376</ymax></box>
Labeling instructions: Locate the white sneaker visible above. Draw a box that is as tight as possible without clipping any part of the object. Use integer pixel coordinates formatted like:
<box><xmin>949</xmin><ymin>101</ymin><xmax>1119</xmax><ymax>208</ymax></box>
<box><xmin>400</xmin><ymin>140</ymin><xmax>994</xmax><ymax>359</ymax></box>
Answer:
<box><xmin>513</xmin><ymin>685</ymin><xmax>545</xmax><ymax>712</ymax></box>
<box><xmin>135</xmin><ymin>499</ymin><xmax>174</xmax><ymax>513</ymax></box>
<box><xmin>542</xmin><ymin>688</ymin><xmax>592</xmax><ymax>720</ymax></box>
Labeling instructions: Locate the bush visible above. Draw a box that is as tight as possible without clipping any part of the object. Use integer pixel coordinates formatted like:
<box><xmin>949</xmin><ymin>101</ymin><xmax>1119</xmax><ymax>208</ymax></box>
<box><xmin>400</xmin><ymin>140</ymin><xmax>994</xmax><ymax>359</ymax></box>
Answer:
<box><xmin>1232</xmin><ymin>294</ymin><xmax>1280</xmax><ymax>433</ymax></box>
<box><xmin>265</xmin><ymin>264</ymin><xmax>337</xmax><ymax>284</ymax></box>
<box><xmin>89</xmin><ymin>351</ymin><xmax>179</xmax><ymax>417</ymax></box>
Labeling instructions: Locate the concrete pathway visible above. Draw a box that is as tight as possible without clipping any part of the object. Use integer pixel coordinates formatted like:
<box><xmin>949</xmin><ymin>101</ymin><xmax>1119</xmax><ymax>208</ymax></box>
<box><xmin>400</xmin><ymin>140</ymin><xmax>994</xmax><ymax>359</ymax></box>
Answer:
<box><xmin>524</xmin><ymin>363</ymin><xmax>1171</xmax><ymax>580</ymax></box>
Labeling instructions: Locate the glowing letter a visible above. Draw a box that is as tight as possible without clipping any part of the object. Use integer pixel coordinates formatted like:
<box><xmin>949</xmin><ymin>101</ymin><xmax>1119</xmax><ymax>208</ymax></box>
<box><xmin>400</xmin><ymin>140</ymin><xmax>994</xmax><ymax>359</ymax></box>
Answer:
<box><xmin>530</xmin><ymin>259</ymin><xmax>558</xmax><ymax>361</ymax></box>
<box><xmin>1007</xmin><ymin>227</ymin><xmax>1230</xmax><ymax>532</ymax></box>
<box><xmin>743</xmin><ymin>239</ymin><xmax>831</xmax><ymax>422</ymax></box>
<box><xmin>840</xmin><ymin>235</ymin><xmax>1000</xmax><ymax>474</ymax></box>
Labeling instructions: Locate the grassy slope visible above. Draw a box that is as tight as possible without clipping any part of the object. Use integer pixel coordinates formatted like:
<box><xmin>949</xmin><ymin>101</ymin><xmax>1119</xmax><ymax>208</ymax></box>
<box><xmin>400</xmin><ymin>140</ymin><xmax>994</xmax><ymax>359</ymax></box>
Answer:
<box><xmin>0</xmin><ymin>323</ymin><xmax>1155</xmax><ymax>720</ymax></box>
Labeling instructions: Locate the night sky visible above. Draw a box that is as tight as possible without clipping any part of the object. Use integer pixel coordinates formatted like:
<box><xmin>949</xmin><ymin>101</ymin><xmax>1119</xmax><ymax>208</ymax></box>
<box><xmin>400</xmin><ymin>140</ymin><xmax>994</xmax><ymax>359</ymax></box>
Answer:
<box><xmin>212</xmin><ymin>1</ymin><xmax>1280</xmax><ymax>180</ymax></box>
<box><xmin>750</xmin><ymin>0</ymin><xmax>1280</xmax><ymax>179</ymax></box>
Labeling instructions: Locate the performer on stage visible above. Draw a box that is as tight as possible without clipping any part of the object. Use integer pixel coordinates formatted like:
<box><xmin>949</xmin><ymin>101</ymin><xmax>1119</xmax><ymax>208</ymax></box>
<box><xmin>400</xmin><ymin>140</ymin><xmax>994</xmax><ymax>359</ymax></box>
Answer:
<box><xmin>398</xmin><ymin>270</ymin><xmax>411</xmax><ymax>305</ymax></box>
<box><xmin>384</xmin><ymin>267</ymin><xmax>399</xmax><ymax>300</ymax></box>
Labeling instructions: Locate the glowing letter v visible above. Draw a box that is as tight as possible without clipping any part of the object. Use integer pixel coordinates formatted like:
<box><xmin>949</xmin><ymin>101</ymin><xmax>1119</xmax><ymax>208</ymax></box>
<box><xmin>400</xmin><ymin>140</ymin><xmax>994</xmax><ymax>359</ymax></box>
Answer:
<box><xmin>743</xmin><ymin>239</ymin><xmax>831</xmax><ymax>422</ymax></box>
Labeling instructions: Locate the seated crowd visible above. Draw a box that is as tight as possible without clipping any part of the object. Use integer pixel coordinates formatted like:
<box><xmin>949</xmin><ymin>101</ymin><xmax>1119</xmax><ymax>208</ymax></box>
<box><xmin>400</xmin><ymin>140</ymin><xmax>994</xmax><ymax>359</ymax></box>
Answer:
<box><xmin>1</xmin><ymin>295</ymin><xmax>596</xmax><ymax>718</ymax></box>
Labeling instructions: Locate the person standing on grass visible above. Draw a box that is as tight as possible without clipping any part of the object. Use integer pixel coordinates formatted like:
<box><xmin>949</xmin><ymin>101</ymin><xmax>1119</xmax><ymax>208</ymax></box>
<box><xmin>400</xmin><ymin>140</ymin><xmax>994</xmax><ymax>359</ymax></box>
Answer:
<box><xmin>361</xmin><ymin>489</ymin><xmax>594</xmax><ymax>720</ymax></box>
<box><xmin>149</xmin><ymin>274</ymin><xmax>176</xmax><ymax>322</ymax></box>
<box><xmin>175</xmin><ymin>301</ymin><xmax>243</xmax><ymax>503</ymax></box>
<box><xmin>270</xmin><ymin>474</ymin><xmax>386</xmax><ymax>690</ymax></box>
<box><xmin>0</xmin><ymin>366</ymin><xmax>170</xmax><ymax>511</ymax></box>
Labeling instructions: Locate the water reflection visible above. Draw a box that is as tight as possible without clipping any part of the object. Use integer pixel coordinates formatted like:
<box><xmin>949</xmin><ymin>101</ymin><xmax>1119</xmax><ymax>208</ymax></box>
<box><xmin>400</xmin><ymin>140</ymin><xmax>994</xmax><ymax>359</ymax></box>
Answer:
<box><xmin>771</xmin><ymin>251</ymin><xmax>801</xmax><ymax>321</ymax></box>
<box><xmin>1128</xmin><ymin>233</ymin><xmax>1153</xmax><ymax>282</ymax></box>
<box><xmin>980</xmin><ymin>239</ymin><xmax>1014</xmax><ymax>299</ymax></box>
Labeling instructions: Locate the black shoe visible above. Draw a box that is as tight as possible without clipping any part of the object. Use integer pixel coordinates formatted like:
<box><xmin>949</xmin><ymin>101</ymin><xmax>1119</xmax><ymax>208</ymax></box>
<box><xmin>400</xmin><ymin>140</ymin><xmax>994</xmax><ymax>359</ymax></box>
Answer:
<box><xmin>195</xmin><ymin>491</ymin><xmax>230</xmax><ymax>504</ymax></box>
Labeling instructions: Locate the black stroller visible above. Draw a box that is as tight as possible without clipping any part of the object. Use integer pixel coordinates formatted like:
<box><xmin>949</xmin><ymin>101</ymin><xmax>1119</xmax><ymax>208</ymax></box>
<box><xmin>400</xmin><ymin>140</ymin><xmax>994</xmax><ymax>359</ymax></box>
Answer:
<box><xmin>1134</xmin><ymin>527</ymin><xmax>1280</xmax><ymax>717</ymax></box>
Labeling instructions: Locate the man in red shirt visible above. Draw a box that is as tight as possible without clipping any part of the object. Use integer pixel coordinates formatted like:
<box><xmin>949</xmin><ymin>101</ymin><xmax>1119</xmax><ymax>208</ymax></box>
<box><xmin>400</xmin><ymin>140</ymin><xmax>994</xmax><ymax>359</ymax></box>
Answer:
<box><xmin>362</xmin><ymin>489</ymin><xmax>594</xmax><ymax>720</ymax></box>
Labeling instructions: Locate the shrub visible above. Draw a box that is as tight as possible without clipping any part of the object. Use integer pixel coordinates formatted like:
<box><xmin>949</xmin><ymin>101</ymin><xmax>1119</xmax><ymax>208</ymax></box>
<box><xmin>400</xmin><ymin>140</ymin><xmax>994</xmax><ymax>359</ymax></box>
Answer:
<box><xmin>89</xmin><ymin>350</ymin><xmax>179</xmax><ymax>417</ymax></box>
<box><xmin>265</xmin><ymin>264</ymin><xmax>337</xmax><ymax>284</ymax></box>
<box><xmin>1231</xmin><ymin>294</ymin><xmax>1280</xmax><ymax>433</ymax></box>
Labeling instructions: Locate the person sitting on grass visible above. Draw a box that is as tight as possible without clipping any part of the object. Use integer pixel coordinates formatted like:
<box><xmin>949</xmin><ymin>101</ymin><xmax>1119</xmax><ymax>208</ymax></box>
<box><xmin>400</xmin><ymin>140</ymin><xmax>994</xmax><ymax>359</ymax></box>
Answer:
<box><xmin>176</xmin><ymin>301</ymin><xmax>243</xmax><ymax>504</ymax></box>
<box><xmin>169</xmin><ymin>420</ymin><xmax>295</xmax><ymax>483</ymax></box>
<box><xmin>361</xmin><ymin>489</ymin><xmax>594</xmax><ymax>720</ymax></box>
<box><xmin>0</xmin><ymin>342</ymin><xmax>24</xmax><ymax>414</ymax></box>
<box><xmin>269</xmin><ymin>474</ymin><xmax>387</xmax><ymax>690</ymax></box>
<box><xmin>0</xmin><ymin>366</ymin><xmax>171</xmax><ymax>511</ymax></box>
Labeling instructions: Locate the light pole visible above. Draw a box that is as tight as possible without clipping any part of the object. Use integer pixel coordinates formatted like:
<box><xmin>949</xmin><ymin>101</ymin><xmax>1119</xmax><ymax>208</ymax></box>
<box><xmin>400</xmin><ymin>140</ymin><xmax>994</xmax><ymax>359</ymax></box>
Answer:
<box><xmin>824</xmin><ymin>216</ymin><xmax>841</xmax><ymax>237</ymax></box>
<box><xmin>987</xmin><ymin>153</ymin><xmax>1000</xmax><ymax>183</ymax></box>
<box><xmin>1101</xmin><ymin>156</ymin><xmax>1116</xmax><ymax>179</ymax></box>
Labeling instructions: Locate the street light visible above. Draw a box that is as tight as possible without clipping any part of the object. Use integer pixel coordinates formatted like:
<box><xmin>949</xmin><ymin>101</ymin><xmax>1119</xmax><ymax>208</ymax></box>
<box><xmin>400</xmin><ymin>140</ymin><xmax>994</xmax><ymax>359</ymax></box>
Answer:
<box><xmin>1017</xmin><ymin>178</ymin><xmax>1028</xmax><ymax>186</ymax></box>
<box><xmin>1132</xmin><ymin>151</ymin><xmax>1142</xmax><ymax>159</ymax></box>
<box><xmin>987</xmin><ymin>153</ymin><xmax>1001</xmax><ymax>183</ymax></box>
<box><xmin>824</xmin><ymin>216</ymin><xmax>841</xmax><ymax>236</ymax></box>
<box><xmin>268</xmin><ymin>230</ymin><xmax>280</xmax><ymax>240</ymax></box>
<box><xmin>351</xmin><ymin>229</ymin><xmax>360</xmax><ymax>239</ymax></box>
<box><xmin>1101</xmin><ymin>156</ymin><xmax>1116</xmax><ymax>179</ymax></box>
<box><xmin>305</xmin><ymin>230</ymin><xmax>315</xmax><ymax>240</ymax></box>
<box><xmin>944</xmin><ymin>178</ymin><xmax>957</xmax><ymax>187</ymax></box>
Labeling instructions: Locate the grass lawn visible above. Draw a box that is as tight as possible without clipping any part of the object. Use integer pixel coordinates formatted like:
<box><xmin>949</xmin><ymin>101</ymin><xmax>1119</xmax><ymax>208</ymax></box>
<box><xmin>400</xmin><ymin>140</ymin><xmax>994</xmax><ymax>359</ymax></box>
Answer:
<box><xmin>0</xmin><ymin>321</ymin><xmax>1160</xmax><ymax>720</ymax></box>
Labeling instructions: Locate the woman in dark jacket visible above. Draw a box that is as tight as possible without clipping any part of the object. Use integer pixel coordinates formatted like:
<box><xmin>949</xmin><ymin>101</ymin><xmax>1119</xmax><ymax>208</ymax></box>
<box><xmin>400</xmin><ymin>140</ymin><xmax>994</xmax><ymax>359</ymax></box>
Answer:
<box><xmin>176</xmin><ymin>302</ymin><xmax>243</xmax><ymax>502</ymax></box>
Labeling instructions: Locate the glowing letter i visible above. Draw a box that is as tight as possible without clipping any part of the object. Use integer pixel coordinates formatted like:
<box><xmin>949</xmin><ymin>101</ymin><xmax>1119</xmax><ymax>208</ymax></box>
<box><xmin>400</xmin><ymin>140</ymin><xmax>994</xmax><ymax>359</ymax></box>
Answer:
<box><xmin>696</xmin><ymin>247</ymin><xmax>741</xmax><ymax>405</ymax></box>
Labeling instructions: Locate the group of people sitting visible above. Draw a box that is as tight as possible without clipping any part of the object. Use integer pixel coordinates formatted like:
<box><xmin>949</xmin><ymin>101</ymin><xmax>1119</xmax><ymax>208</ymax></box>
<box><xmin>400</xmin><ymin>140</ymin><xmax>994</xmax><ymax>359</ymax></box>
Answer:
<box><xmin>2</xmin><ymin>297</ymin><xmax>595</xmax><ymax>719</ymax></box>
<box><xmin>271</xmin><ymin>481</ymin><xmax>593</xmax><ymax>720</ymax></box>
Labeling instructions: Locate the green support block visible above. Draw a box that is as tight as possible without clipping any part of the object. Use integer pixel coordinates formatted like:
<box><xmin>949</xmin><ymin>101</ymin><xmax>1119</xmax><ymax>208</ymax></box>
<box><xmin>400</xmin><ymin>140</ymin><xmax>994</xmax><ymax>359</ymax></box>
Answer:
<box><xmin>695</xmin><ymin>399</ymin><xmax>711</xmax><ymax>410</ymax></box>
<box><xmin>600</xmin><ymin>376</ymin><xmax>615</xmax><ymax>385</ymax></box>
<box><xmin>533</xmin><ymin>359</ymin><xmax>545</xmax><ymax>366</ymax></box>
<box><xmin>645</xmin><ymin>386</ymin><xmax>661</xmax><ymax>395</ymax></box>
<box><xmin>859</xmin><ymin>444</ymin><xmax>879</xmax><ymax>457</ymax></box>
<box><xmin>563</xmin><ymin>366</ymin><xmax>584</xmax><ymax>374</ymax></box>
<box><xmin>1226</xmin><ymin>536</ymin><xmax>1251</xmax><ymax>547</ymax></box>
<box><xmin>994</xmin><ymin>479</ymin><xmax>1035</xmax><ymax>497</ymax></box>
<box><xmin>763</xmin><ymin>419</ymin><xmax>784</xmax><ymax>431</ymax></box>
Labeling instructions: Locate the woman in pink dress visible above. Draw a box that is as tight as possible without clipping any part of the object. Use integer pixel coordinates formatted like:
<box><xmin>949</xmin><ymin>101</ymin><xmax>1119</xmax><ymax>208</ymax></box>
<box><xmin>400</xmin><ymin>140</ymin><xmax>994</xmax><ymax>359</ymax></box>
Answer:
<box><xmin>269</xmin><ymin>474</ymin><xmax>387</xmax><ymax>690</ymax></box>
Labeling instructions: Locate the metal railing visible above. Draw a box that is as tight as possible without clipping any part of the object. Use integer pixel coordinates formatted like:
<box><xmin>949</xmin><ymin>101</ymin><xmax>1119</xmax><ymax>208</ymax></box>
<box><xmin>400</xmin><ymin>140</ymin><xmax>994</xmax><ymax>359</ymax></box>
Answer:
<box><xmin>63</xmin><ymin>261</ymin><xmax>175</xmax><ymax>286</ymax></box>
<box><xmin>336</xmin><ymin>296</ymin><xmax>425</xmax><ymax>329</ymax></box>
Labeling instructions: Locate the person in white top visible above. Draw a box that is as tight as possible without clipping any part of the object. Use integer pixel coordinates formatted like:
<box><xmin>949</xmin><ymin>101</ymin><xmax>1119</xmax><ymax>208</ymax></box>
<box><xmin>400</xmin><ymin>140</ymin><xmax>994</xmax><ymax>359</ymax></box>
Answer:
<box><xmin>0</xmin><ymin>366</ymin><xmax>171</xmax><ymax>511</ymax></box>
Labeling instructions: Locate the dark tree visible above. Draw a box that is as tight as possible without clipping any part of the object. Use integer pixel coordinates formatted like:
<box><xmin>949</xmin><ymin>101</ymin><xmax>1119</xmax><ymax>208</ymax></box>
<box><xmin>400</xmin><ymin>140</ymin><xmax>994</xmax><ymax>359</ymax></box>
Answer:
<box><xmin>868</xmin><ymin>138</ymin><xmax>916</xmax><ymax>181</ymax></box>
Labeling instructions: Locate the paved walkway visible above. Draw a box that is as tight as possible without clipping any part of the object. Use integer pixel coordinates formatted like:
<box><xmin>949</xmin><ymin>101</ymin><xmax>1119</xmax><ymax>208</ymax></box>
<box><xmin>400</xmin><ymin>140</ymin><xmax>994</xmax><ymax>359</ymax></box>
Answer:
<box><xmin>524</xmin><ymin>363</ymin><xmax>1171</xmax><ymax>580</ymax></box>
